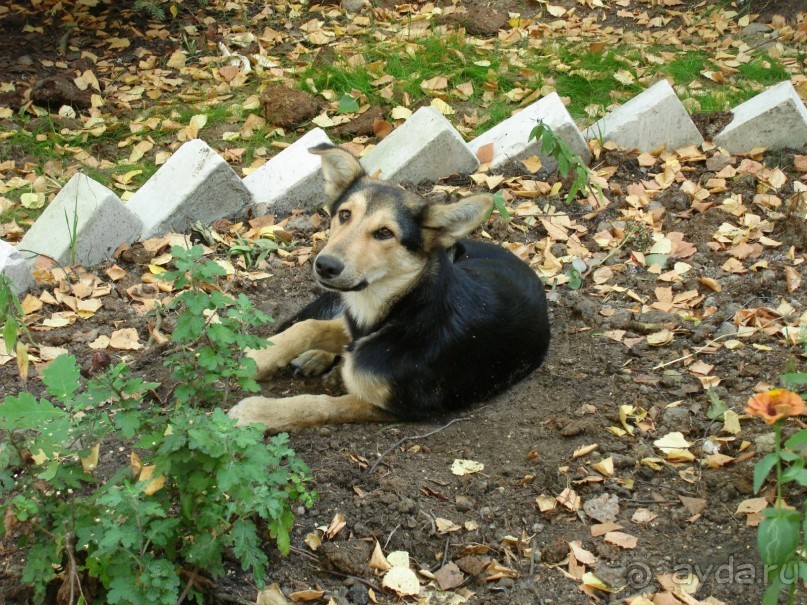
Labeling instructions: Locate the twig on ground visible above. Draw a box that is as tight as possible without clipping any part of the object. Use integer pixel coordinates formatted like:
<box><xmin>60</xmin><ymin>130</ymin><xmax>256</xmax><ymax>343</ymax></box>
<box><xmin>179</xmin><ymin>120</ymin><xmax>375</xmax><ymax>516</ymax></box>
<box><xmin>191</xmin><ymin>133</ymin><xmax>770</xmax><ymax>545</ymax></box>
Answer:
<box><xmin>384</xmin><ymin>523</ymin><xmax>401</xmax><ymax>549</ymax></box>
<box><xmin>175</xmin><ymin>567</ymin><xmax>199</xmax><ymax>605</ymax></box>
<box><xmin>623</xmin><ymin>498</ymin><xmax>680</xmax><ymax>505</ymax></box>
<box><xmin>316</xmin><ymin>568</ymin><xmax>383</xmax><ymax>593</ymax></box>
<box><xmin>365</xmin><ymin>417</ymin><xmax>469</xmax><ymax>475</ymax></box>
<box><xmin>215</xmin><ymin>592</ymin><xmax>255</xmax><ymax>605</ymax></box>
<box><xmin>289</xmin><ymin>545</ymin><xmax>319</xmax><ymax>562</ymax></box>
<box><xmin>653</xmin><ymin>316</ymin><xmax>780</xmax><ymax>370</ymax></box>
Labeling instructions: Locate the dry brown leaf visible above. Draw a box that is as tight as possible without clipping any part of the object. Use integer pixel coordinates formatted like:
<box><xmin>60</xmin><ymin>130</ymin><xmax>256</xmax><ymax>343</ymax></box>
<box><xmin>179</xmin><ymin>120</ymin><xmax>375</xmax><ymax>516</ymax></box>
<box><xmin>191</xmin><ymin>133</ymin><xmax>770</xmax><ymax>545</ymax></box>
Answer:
<box><xmin>583</xmin><ymin>492</ymin><xmax>619</xmax><ymax>523</ymax></box>
<box><xmin>572</xmin><ymin>443</ymin><xmax>598</xmax><ymax>459</ymax></box>
<box><xmin>435</xmin><ymin>517</ymin><xmax>461</xmax><ymax>533</ymax></box>
<box><xmin>536</xmin><ymin>494</ymin><xmax>557</xmax><ymax>512</ymax></box>
<box><xmin>785</xmin><ymin>266</ymin><xmax>801</xmax><ymax>292</ymax></box>
<box><xmin>373</xmin><ymin>119</ymin><xmax>393</xmax><ymax>138</ymax></box>
<box><xmin>603</xmin><ymin>531</ymin><xmax>637</xmax><ymax>549</ymax></box>
<box><xmin>476</xmin><ymin>142</ymin><xmax>494</xmax><ymax>164</ymax></box>
<box><xmin>591</xmin><ymin>457</ymin><xmax>614</xmax><ymax>477</ymax></box>
<box><xmin>557</xmin><ymin>488</ymin><xmax>581</xmax><ymax>511</ymax></box>
<box><xmin>631</xmin><ymin>508</ymin><xmax>657</xmax><ymax>524</ymax></box>
<box><xmin>138</xmin><ymin>465</ymin><xmax>166</xmax><ymax>495</ymax></box>
<box><xmin>521</xmin><ymin>155</ymin><xmax>543</xmax><ymax>173</ymax></box>
<box><xmin>704</xmin><ymin>453</ymin><xmax>735</xmax><ymax>468</ymax></box>
<box><xmin>381</xmin><ymin>567</ymin><xmax>420</xmax><ymax>596</ymax></box>
<box><xmin>568</xmin><ymin>541</ymin><xmax>598</xmax><ymax>566</ymax></box>
<box><xmin>697</xmin><ymin>277</ymin><xmax>722</xmax><ymax>292</ymax></box>
<box><xmin>590</xmin><ymin>522</ymin><xmax>622</xmax><ymax>537</ymax></box>
<box><xmin>736</xmin><ymin>497</ymin><xmax>768</xmax><ymax>515</ymax></box>
<box><xmin>109</xmin><ymin>328</ymin><xmax>143</xmax><ymax>350</ymax></box>
<box><xmin>257</xmin><ymin>584</ymin><xmax>289</xmax><ymax>605</ymax></box>
<box><xmin>80</xmin><ymin>443</ymin><xmax>100</xmax><ymax>472</ymax></box>
<box><xmin>289</xmin><ymin>590</ymin><xmax>325</xmax><ymax>602</ymax></box>
<box><xmin>434</xmin><ymin>562</ymin><xmax>465</xmax><ymax>591</ymax></box>
<box><xmin>369</xmin><ymin>541</ymin><xmax>391</xmax><ymax>571</ymax></box>
<box><xmin>451</xmin><ymin>459</ymin><xmax>484</xmax><ymax>475</ymax></box>
<box><xmin>325</xmin><ymin>512</ymin><xmax>346</xmax><ymax>540</ymax></box>
<box><xmin>679</xmin><ymin>496</ymin><xmax>707</xmax><ymax>516</ymax></box>
<box><xmin>646</xmin><ymin>329</ymin><xmax>674</xmax><ymax>346</ymax></box>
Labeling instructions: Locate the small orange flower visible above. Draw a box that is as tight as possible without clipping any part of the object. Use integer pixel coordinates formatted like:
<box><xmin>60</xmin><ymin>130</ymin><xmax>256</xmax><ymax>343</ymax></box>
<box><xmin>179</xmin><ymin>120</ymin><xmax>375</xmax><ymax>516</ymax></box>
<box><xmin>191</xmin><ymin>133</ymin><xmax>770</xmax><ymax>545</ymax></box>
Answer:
<box><xmin>745</xmin><ymin>389</ymin><xmax>807</xmax><ymax>425</ymax></box>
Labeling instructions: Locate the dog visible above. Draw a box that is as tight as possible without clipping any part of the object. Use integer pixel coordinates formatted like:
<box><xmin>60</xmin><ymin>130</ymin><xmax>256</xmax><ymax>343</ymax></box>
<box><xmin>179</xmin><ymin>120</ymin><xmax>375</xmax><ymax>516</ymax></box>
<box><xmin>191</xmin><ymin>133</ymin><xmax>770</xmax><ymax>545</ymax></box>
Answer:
<box><xmin>227</xmin><ymin>143</ymin><xmax>550</xmax><ymax>432</ymax></box>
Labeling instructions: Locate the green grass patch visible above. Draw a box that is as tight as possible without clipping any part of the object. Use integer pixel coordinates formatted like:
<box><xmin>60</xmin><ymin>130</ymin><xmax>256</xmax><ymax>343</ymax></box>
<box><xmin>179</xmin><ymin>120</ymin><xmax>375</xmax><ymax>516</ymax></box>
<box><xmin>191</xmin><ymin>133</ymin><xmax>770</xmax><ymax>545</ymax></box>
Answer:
<box><xmin>659</xmin><ymin>51</ymin><xmax>709</xmax><ymax>84</ymax></box>
<box><xmin>738</xmin><ymin>57</ymin><xmax>790</xmax><ymax>85</ymax></box>
<box><xmin>301</xmin><ymin>32</ymin><xmax>526</xmax><ymax>113</ymax></box>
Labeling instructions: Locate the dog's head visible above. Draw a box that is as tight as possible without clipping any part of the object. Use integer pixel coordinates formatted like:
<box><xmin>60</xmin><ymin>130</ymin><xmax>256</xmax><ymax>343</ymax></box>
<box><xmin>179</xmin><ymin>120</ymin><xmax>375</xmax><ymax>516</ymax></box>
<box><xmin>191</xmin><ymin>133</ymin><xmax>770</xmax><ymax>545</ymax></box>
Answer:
<box><xmin>308</xmin><ymin>143</ymin><xmax>492</xmax><ymax>298</ymax></box>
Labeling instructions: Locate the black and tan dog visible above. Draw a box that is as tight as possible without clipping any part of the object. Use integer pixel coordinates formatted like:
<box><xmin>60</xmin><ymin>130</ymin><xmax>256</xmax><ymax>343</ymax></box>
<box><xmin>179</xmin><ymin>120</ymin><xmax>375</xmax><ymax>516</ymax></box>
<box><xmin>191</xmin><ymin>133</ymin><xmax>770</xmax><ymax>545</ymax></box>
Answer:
<box><xmin>227</xmin><ymin>144</ymin><xmax>550</xmax><ymax>432</ymax></box>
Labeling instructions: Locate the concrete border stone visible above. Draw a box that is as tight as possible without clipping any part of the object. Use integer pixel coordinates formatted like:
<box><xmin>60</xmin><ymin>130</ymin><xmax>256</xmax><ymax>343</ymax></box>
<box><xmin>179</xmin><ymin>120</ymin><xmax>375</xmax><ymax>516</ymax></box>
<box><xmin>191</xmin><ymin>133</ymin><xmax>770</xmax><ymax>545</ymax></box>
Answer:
<box><xmin>128</xmin><ymin>139</ymin><xmax>251</xmax><ymax>238</ymax></box>
<box><xmin>244</xmin><ymin>128</ymin><xmax>332</xmax><ymax>216</ymax></box>
<box><xmin>360</xmin><ymin>106</ymin><xmax>478</xmax><ymax>183</ymax></box>
<box><xmin>469</xmin><ymin>92</ymin><xmax>591</xmax><ymax>171</ymax></box>
<box><xmin>584</xmin><ymin>80</ymin><xmax>704</xmax><ymax>151</ymax></box>
<box><xmin>1</xmin><ymin>240</ymin><xmax>34</xmax><ymax>295</ymax></box>
<box><xmin>17</xmin><ymin>173</ymin><xmax>142</xmax><ymax>269</ymax></box>
<box><xmin>714</xmin><ymin>81</ymin><xmax>807</xmax><ymax>153</ymax></box>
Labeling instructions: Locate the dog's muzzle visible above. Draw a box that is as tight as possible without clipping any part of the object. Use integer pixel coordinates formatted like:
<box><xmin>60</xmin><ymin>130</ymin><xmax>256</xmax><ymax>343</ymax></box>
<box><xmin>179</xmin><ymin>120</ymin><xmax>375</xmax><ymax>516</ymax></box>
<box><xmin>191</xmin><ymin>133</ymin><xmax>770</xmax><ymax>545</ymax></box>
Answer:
<box><xmin>315</xmin><ymin>254</ymin><xmax>344</xmax><ymax>279</ymax></box>
<box><xmin>314</xmin><ymin>254</ymin><xmax>367</xmax><ymax>291</ymax></box>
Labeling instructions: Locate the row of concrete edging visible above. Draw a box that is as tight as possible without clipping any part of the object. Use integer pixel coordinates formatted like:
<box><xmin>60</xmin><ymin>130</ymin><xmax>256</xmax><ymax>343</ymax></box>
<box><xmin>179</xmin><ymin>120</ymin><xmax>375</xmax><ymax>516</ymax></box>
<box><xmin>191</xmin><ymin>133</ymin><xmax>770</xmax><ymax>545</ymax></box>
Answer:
<box><xmin>1</xmin><ymin>78</ymin><xmax>806</xmax><ymax>295</ymax></box>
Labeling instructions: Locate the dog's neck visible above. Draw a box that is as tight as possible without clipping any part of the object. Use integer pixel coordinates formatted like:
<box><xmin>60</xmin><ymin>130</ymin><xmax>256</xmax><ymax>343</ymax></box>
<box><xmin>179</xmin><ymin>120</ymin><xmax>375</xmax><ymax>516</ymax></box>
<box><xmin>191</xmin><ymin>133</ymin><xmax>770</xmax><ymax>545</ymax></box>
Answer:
<box><xmin>342</xmin><ymin>259</ymin><xmax>434</xmax><ymax>334</ymax></box>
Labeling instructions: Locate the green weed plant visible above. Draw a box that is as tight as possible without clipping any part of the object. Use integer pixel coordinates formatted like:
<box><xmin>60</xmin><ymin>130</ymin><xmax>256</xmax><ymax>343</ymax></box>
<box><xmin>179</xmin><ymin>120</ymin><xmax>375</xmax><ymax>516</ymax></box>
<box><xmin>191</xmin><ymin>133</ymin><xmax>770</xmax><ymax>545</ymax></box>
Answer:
<box><xmin>162</xmin><ymin>245</ymin><xmax>273</xmax><ymax>406</ymax></box>
<box><xmin>0</xmin><ymin>251</ymin><xmax>314</xmax><ymax>604</ymax></box>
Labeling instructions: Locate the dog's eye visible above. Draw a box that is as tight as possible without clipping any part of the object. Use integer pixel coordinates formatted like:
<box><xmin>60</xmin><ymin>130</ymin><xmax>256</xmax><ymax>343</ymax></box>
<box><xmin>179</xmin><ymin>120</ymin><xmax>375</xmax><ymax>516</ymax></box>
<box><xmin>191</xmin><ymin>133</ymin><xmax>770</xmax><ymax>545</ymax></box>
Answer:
<box><xmin>374</xmin><ymin>227</ymin><xmax>394</xmax><ymax>240</ymax></box>
<box><xmin>338</xmin><ymin>209</ymin><xmax>351</xmax><ymax>222</ymax></box>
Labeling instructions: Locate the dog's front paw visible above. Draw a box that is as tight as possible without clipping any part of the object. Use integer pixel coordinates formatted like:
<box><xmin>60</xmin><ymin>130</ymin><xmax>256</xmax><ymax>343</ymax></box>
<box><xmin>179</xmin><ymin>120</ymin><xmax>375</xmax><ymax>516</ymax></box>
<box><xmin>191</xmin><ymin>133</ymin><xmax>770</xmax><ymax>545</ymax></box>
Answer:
<box><xmin>227</xmin><ymin>396</ymin><xmax>274</xmax><ymax>428</ymax></box>
<box><xmin>291</xmin><ymin>350</ymin><xmax>339</xmax><ymax>377</ymax></box>
<box><xmin>247</xmin><ymin>346</ymin><xmax>292</xmax><ymax>380</ymax></box>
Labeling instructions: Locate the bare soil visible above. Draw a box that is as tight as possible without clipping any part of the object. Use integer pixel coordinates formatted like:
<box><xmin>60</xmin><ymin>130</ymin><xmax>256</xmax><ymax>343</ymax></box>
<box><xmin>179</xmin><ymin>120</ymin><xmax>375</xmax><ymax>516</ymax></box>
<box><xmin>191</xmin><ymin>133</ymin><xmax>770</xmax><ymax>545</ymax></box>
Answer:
<box><xmin>2</xmin><ymin>145</ymin><xmax>807</xmax><ymax>604</ymax></box>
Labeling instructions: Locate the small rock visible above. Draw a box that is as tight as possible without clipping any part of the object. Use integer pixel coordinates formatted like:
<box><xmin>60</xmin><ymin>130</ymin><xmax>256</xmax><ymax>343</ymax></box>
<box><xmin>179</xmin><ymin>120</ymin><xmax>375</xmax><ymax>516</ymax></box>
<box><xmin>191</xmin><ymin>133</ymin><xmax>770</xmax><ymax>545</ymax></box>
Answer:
<box><xmin>560</xmin><ymin>419</ymin><xmax>590</xmax><ymax>437</ymax></box>
<box><xmin>31</xmin><ymin>75</ymin><xmax>92</xmax><ymax>109</ymax></box>
<box><xmin>583</xmin><ymin>492</ymin><xmax>620</xmax><ymax>523</ymax></box>
<box><xmin>636</xmin><ymin>310</ymin><xmax>678</xmax><ymax>324</ymax></box>
<box><xmin>437</xmin><ymin>6</ymin><xmax>507</xmax><ymax>36</ymax></box>
<box><xmin>341</xmin><ymin>0</ymin><xmax>366</xmax><ymax>12</ymax></box>
<box><xmin>572</xmin><ymin>297</ymin><xmax>600</xmax><ymax>323</ymax></box>
<box><xmin>605</xmin><ymin>309</ymin><xmax>632</xmax><ymax>330</ymax></box>
<box><xmin>319</xmin><ymin>540</ymin><xmax>373</xmax><ymax>576</ymax></box>
<box><xmin>347</xmin><ymin>582</ymin><xmax>369</xmax><ymax>605</ymax></box>
<box><xmin>742</xmin><ymin>23</ymin><xmax>773</xmax><ymax>35</ymax></box>
<box><xmin>660</xmin><ymin>370</ymin><xmax>683</xmax><ymax>389</ymax></box>
<box><xmin>705</xmin><ymin>153</ymin><xmax>733</xmax><ymax>172</ymax></box>
<box><xmin>661</xmin><ymin>406</ymin><xmax>690</xmax><ymax>429</ymax></box>
<box><xmin>610</xmin><ymin>453</ymin><xmax>636</xmax><ymax>469</ymax></box>
<box><xmin>261</xmin><ymin>84</ymin><xmax>320</xmax><ymax>128</ymax></box>
<box><xmin>715</xmin><ymin>321</ymin><xmax>737</xmax><ymax>338</ymax></box>
<box><xmin>593</xmin><ymin>564</ymin><xmax>626</xmax><ymax>587</ymax></box>
<box><xmin>479</xmin><ymin>506</ymin><xmax>497</xmax><ymax>520</ymax></box>
<box><xmin>332</xmin><ymin>106</ymin><xmax>385</xmax><ymax>138</ymax></box>
<box><xmin>397</xmin><ymin>498</ymin><xmax>417</xmax><ymax>514</ymax></box>
<box><xmin>455</xmin><ymin>495</ymin><xmax>474</xmax><ymax>512</ymax></box>
<box><xmin>542</xmin><ymin>537</ymin><xmax>570</xmax><ymax>565</ymax></box>
<box><xmin>754</xmin><ymin>433</ymin><xmax>776</xmax><ymax>455</ymax></box>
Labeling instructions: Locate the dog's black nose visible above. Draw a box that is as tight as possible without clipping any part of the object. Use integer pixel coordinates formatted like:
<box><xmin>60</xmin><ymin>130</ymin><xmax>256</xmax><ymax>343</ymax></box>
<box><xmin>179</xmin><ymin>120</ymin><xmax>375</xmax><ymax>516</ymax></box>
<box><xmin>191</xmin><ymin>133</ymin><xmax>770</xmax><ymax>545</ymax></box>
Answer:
<box><xmin>315</xmin><ymin>255</ymin><xmax>344</xmax><ymax>279</ymax></box>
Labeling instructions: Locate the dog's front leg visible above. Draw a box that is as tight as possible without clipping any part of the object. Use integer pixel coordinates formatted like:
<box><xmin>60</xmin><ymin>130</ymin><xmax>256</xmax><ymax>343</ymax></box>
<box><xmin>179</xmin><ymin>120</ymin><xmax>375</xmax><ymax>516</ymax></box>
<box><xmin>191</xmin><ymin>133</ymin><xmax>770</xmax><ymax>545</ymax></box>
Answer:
<box><xmin>248</xmin><ymin>318</ymin><xmax>349</xmax><ymax>380</ymax></box>
<box><xmin>227</xmin><ymin>393</ymin><xmax>392</xmax><ymax>432</ymax></box>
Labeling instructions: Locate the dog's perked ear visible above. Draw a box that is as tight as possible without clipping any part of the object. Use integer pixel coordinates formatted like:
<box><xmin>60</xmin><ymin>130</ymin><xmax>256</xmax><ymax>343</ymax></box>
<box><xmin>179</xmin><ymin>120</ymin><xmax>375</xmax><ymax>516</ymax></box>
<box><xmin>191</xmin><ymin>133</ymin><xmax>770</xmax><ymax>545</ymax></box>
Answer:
<box><xmin>309</xmin><ymin>143</ymin><xmax>365</xmax><ymax>201</ymax></box>
<box><xmin>422</xmin><ymin>194</ymin><xmax>493</xmax><ymax>250</ymax></box>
